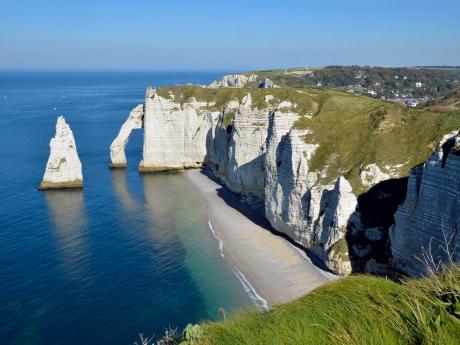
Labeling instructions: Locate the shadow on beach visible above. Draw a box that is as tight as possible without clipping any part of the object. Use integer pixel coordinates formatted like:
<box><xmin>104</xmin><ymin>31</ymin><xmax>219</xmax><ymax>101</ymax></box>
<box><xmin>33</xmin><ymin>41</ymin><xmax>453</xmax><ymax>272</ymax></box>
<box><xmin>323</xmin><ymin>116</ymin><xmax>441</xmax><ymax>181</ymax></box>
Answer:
<box><xmin>198</xmin><ymin>167</ymin><xmax>334</xmax><ymax>273</ymax></box>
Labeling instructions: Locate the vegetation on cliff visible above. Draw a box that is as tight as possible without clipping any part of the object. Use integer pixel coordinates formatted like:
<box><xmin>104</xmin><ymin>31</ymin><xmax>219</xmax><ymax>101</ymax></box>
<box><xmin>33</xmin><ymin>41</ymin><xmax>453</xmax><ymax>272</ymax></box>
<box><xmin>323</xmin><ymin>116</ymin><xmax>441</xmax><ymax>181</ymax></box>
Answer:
<box><xmin>182</xmin><ymin>265</ymin><xmax>460</xmax><ymax>345</ymax></box>
<box><xmin>295</xmin><ymin>89</ymin><xmax>460</xmax><ymax>194</ymax></box>
<box><xmin>246</xmin><ymin>66</ymin><xmax>460</xmax><ymax>100</ymax></box>
<box><xmin>156</xmin><ymin>85</ymin><xmax>460</xmax><ymax>194</ymax></box>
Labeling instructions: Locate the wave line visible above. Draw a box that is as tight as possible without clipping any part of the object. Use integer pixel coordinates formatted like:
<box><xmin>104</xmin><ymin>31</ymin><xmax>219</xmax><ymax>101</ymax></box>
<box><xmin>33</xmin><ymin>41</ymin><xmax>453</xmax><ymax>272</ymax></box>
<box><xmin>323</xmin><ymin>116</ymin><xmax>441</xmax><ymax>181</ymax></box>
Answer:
<box><xmin>207</xmin><ymin>219</ymin><xmax>224</xmax><ymax>258</ymax></box>
<box><xmin>233</xmin><ymin>268</ymin><xmax>269</xmax><ymax>311</ymax></box>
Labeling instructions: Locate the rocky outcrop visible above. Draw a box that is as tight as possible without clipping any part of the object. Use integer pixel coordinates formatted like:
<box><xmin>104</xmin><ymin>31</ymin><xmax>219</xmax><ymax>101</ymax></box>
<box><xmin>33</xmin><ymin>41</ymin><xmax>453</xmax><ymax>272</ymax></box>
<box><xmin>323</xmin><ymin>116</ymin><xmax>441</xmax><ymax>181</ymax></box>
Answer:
<box><xmin>225</xmin><ymin>94</ymin><xmax>269</xmax><ymax>196</ymax></box>
<box><xmin>139</xmin><ymin>87</ymin><xmax>213</xmax><ymax>171</ymax></box>
<box><xmin>264</xmin><ymin>111</ymin><xmax>360</xmax><ymax>274</ymax></box>
<box><xmin>389</xmin><ymin>132</ymin><xmax>460</xmax><ymax>275</ymax></box>
<box><xmin>259</xmin><ymin>78</ymin><xmax>276</xmax><ymax>89</ymax></box>
<box><xmin>360</xmin><ymin>163</ymin><xmax>390</xmax><ymax>189</ymax></box>
<box><xmin>39</xmin><ymin>116</ymin><xmax>83</xmax><ymax>190</ymax></box>
<box><xmin>209</xmin><ymin>74</ymin><xmax>257</xmax><ymax>88</ymax></box>
<box><xmin>109</xmin><ymin>104</ymin><xmax>144</xmax><ymax>168</ymax></box>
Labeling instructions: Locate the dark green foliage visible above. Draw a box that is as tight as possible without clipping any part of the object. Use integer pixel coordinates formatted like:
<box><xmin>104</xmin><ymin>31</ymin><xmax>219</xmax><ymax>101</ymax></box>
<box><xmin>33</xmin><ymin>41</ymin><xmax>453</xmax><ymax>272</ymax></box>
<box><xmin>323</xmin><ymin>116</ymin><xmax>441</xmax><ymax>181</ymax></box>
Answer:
<box><xmin>250</xmin><ymin>66</ymin><xmax>460</xmax><ymax>100</ymax></box>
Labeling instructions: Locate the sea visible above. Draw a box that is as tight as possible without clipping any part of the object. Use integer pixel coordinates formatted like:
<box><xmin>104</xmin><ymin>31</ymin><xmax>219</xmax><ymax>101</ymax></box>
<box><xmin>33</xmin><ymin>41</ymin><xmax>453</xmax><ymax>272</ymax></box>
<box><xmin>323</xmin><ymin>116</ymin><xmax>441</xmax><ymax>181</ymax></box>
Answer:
<box><xmin>0</xmin><ymin>71</ymin><xmax>253</xmax><ymax>345</ymax></box>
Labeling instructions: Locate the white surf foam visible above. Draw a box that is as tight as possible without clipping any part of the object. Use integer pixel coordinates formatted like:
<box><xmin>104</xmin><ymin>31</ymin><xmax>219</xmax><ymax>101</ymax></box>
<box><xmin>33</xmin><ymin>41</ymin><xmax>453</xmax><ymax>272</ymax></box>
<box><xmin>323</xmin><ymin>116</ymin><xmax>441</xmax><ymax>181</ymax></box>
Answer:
<box><xmin>208</xmin><ymin>219</ymin><xmax>224</xmax><ymax>258</ymax></box>
<box><xmin>233</xmin><ymin>268</ymin><xmax>269</xmax><ymax>311</ymax></box>
<box><xmin>207</xmin><ymin>219</ymin><xmax>268</xmax><ymax>311</ymax></box>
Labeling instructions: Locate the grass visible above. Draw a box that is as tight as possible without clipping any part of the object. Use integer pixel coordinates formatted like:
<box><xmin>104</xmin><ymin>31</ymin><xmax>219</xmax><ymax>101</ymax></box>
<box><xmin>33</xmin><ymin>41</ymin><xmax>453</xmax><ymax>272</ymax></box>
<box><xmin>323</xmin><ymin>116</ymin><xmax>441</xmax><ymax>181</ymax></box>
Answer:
<box><xmin>155</xmin><ymin>85</ymin><xmax>320</xmax><ymax>115</ymax></box>
<box><xmin>295</xmin><ymin>90</ymin><xmax>460</xmax><ymax>193</ymax></box>
<box><xmin>192</xmin><ymin>265</ymin><xmax>460</xmax><ymax>345</ymax></box>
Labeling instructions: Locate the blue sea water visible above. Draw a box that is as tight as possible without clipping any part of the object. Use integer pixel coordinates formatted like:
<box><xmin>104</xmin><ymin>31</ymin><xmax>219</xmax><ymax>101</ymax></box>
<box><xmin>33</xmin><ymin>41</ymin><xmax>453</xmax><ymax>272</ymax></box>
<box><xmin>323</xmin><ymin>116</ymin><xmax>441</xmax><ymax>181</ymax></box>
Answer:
<box><xmin>0</xmin><ymin>71</ymin><xmax>252</xmax><ymax>345</ymax></box>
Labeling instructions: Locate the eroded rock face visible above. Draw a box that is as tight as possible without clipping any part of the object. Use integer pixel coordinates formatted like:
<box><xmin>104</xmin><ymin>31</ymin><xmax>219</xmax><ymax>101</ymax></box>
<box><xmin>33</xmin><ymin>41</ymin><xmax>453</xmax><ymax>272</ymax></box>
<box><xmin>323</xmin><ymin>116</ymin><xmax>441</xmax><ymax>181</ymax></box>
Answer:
<box><xmin>109</xmin><ymin>104</ymin><xmax>144</xmax><ymax>168</ymax></box>
<box><xmin>225</xmin><ymin>94</ymin><xmax>269</xmax><ymax>196</ymax></box>
<box><xmin>390</xmin><ymin>132</ymin><xmax>460</xmax><ymax>276</ymax></box>
<box><xmin>264</xmin><ymin>111</ymin><xmax>360</xmax><ymax>274</ymax></box>
<box><xmin>139</xmin><ymin>87</ymin><xmax>212</xmax><ymax>171</ymax></box>
<box><xmin>360</xmin><ymin>163</ymin><xmax>390</xmax><ymax>188</ymax></box>
<box><xmin>208</xmin><ymin>74</ymin><xmax>257</xmax><ymax>88</ymax></box>
<box><xmin>39</xmin><ymin>116</ymin><xmax>83</xmax><ymax>190</ymax></box>
<box><xmin>259</xmin><ymin>78</ymin><xmax>276</xmax><ymax>89</ymax></box>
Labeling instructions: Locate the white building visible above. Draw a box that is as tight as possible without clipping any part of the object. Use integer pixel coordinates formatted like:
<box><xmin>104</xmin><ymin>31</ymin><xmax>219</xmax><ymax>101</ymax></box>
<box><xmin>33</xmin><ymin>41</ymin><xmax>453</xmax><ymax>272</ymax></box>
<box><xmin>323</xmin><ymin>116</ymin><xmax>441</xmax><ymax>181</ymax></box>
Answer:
<box><xmin>415</xmin><ymin>81</ymin><xmax>422</xmax><ymax>88</ymax></box>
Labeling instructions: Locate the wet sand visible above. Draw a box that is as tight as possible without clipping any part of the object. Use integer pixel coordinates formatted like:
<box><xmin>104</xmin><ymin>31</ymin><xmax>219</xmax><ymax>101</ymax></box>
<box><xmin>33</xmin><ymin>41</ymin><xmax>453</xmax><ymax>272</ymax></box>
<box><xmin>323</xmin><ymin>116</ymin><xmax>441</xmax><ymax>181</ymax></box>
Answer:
<box><xmin>185</xmin><ymin>169</ymin><xmax>337</xmax><ymax>307</ymax></box>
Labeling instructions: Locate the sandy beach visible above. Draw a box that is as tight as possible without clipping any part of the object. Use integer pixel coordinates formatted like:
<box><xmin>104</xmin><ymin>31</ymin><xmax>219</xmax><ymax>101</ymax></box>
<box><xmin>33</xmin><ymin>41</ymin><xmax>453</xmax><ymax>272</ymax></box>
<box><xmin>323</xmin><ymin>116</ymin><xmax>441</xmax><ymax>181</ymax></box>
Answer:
<box><xmin>185</xmin><ymin>169</ymin><xmax>337</xmax><ymax>307</ymax></box>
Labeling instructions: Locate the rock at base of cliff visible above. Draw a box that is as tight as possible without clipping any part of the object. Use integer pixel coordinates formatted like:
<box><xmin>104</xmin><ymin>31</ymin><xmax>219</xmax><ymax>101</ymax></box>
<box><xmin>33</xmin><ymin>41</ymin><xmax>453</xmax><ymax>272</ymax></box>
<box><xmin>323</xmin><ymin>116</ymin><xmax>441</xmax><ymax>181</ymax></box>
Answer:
<box><xmin>38</xmin><ymin>179</ymin><xmax>84</xmax><ymax>190</ymax></box>
<box><xmin>39</xmin><ymin>116</ymin><xmax>84</xmax><ymax>190</ymax></box>
<box><xmin>108</xmin><ymin>162</ymin><xmax>127</xmax><ymax>169</ymax></box>
<box><xmin>138</xmin><ymin>161</ymin><xmax>203</xmax><ymax>173</ymax></box>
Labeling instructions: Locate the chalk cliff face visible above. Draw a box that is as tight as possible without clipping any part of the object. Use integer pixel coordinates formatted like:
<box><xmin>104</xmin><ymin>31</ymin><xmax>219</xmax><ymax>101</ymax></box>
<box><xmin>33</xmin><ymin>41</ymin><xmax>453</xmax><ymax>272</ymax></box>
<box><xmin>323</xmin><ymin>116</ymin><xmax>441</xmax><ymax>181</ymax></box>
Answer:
<box><xmin>112</xmin><ymin>84</ymin><xmax>459</xmax><ymax>276</ymax></box>
<box><xmin>39</xmin><ymin>116</ymin><xmax>83</xmax><ymax>190</ymax></box>
<box><xmin>389</xmin><ymin>132</ymin><xmax>460</xmax><ymax>275</ymax></box>
<box><xmin>259</xmin><ymin>78</ymin><xmax>276</xmax><ymax>89</ymax></box>
<box><xmin>139</xmin><ymin>87</ymin><xmax>213</xmax><ymax>171</ymax></box>
<box><xmin>209</xmin><ymin>74</ymin><xmax>257</xmax><ymax>88</ymax></box>
<box><xmin>224</xmin><ymin>94</ymin><xmax>269</xmax><ymax>196</ymax></box>
<box><xmin>130</xmin><ymin>86</ymin><xmax>359</xmax><ymax>274</ymax></box>
<box><xmin>109</xmin><ymin>104</ymin><xmax>144</xmax><ymax>168</ymax></box>
<box><xmin>264</xmin><ymin>111</ymin><xmax>360</xmax><ymax>274</ymax></box>
<box><xmin>360</xmin><ymin>164</ymin><xmax>390</xmax><ymax>189</ymax></box>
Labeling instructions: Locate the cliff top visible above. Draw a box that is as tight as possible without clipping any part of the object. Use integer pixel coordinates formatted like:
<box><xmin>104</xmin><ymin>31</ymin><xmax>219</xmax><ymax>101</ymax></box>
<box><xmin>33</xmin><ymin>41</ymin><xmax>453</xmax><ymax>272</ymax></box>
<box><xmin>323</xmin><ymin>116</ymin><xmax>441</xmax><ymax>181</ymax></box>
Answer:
<box><xmin>155</xmin><ymin>85</ymin><xmax>321</xmax><ymax>115</ymax></box>
<box><xmin>154</xmin><ymin>85</ymin><xmax>460</xmax><ymax>194</ymax></box>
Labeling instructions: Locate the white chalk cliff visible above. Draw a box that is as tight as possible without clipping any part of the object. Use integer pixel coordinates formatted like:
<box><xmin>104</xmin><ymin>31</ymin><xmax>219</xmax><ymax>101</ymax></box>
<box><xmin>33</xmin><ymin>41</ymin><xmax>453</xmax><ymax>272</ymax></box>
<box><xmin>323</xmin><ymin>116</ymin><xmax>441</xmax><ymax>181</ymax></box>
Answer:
<box><xmin>39</xmin><ymin>116</ymin><xmax>83</xmax><ymax>190</ymax></box>
<box><xmin>111</xmin><ymin>85</ymin><xmax>460</xmax><ymax>276</ymax></box>
<box><xmin>390</xmin><ymin>132</ymin><xmax>460</xmax><ymax>275</ymax></box>
<box><xmin>259</xmin><ymin>78</ymin><xmax>277</xmax><ymax>89</ymax></box>
<box><xmin>119</xmin><ymin>86</ymin><xmax>359</xmax><ymax>274</ymax></box>
<box><xmin>264</xmin><ymin>111</ymin><xmax>359</xmax><ymax>274</ymax></box>
<box><xmin>209</xmin><ymin>74</ymin><xmax>257</xmax><ymax>88</ymax></box>
<box><xmin>109</xmin><ymin>104</ymin><xmax>144</xmax><ymax>168</ymax></box>
<box><xmin>360</xmin><ymin>164</ymin><xmax>390</xmax><ymax>189</ymax></box>
<box><xmin>139</xmin><ymin>86</ymin><xmax>214</xmax><ymax>171</ymax></box>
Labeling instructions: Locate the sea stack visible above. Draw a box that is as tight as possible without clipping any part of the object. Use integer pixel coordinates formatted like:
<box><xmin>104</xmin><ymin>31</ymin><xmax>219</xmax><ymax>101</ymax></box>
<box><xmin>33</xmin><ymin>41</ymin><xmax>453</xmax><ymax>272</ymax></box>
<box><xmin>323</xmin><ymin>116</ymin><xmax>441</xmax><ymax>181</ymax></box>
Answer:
<box><xmin>109</xmin><ymin>104</ymin><xmax>144</xmax><ymax>168</ymax></box>
<box><xmin>39</xmin><ymin>116</ymin><xmax>83</xmax><ymax>190</ymax></box>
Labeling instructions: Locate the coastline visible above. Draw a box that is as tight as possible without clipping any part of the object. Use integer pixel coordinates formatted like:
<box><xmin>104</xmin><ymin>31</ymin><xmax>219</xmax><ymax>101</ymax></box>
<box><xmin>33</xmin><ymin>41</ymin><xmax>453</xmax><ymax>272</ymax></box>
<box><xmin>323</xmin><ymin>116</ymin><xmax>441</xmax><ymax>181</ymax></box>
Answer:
<box><xmin>184</xmin><ymin>169</ymin><xmax>337</xmax><ymax>307</ymax></box>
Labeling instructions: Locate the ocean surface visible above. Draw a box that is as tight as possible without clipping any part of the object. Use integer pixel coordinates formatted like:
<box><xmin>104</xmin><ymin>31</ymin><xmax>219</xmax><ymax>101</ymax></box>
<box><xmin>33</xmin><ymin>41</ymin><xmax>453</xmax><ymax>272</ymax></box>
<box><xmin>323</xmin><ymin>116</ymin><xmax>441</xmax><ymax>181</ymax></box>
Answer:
<box><xmin>0</xmin><ymin>71</ymin><xmax>253</xmax><ymax>345</ymax></box>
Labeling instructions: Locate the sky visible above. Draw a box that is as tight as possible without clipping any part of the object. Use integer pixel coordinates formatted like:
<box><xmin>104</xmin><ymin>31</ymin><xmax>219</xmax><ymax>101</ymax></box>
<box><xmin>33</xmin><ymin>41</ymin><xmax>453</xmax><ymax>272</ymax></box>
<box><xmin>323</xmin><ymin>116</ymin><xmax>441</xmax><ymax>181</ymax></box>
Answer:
<box><xmin>0</xmin><ymin>0</ymin><xmax>459</xmax><ymax>71</ymax></box>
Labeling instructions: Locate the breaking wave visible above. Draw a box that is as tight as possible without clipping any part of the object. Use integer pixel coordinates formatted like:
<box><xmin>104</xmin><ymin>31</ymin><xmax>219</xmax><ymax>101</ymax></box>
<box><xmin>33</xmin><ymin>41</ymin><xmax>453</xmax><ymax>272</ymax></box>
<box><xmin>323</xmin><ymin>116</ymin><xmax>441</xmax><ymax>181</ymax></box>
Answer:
<box><xmin>233</xmin><ymin>268</ymin><xmax>269</xmax><ymax>311</ymax></box>
<box><xmin>208</xmin><ymin>219</ymin><xmax>224</xmax><ymax>257</ymax></box>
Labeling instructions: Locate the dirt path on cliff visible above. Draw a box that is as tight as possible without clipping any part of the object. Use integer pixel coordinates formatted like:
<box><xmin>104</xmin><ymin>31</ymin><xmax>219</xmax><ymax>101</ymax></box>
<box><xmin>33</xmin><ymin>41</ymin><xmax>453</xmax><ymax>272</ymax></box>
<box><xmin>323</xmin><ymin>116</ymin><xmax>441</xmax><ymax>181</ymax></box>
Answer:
<box><xmin>184</xmin><ymin>169</ymin><xmax>337</xmax><ymax>307</ymax></box>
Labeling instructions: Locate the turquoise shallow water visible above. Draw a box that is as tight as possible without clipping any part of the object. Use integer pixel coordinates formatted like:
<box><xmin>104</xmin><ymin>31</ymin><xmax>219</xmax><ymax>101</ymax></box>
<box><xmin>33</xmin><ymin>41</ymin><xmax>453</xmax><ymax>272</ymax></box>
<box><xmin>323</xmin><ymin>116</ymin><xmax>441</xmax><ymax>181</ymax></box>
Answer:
<box><xmin>0</xmin><ymin>72</ymin><xmax>252</xmax><ymax>345</ymax></box>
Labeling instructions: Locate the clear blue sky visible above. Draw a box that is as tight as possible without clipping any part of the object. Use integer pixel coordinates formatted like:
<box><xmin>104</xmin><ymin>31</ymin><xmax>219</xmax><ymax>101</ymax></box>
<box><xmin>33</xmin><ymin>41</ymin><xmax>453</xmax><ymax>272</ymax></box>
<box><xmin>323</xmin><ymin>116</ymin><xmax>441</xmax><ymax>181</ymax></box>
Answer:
<box><xmin>1</xmin><ymin>0</ymin><xmax>459</xmax><ymax>71</ymax></box>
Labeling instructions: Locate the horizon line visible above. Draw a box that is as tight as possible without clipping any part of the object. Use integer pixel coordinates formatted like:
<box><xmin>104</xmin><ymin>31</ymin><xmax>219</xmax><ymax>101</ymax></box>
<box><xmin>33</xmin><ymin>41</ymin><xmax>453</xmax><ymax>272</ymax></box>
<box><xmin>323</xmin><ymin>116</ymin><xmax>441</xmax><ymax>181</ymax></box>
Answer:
<box><xmin>0</xmin><ymin>65</ymin><xmax>459</xmax><ymax>74</ymax></box>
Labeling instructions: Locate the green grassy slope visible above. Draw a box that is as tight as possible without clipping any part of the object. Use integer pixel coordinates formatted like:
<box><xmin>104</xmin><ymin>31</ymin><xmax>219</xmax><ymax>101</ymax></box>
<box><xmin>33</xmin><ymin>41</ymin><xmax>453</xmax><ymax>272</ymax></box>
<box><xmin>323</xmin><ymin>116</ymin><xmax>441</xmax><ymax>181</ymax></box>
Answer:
<box><xmin>295</xmin><ymin>90</ymin><xmax>460</xmax><ymax>193</ymax></box>
<box><xmin>195</xmin><ymin>266</ymin><xmax>460</xmax><ymax>345</ymax></box>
